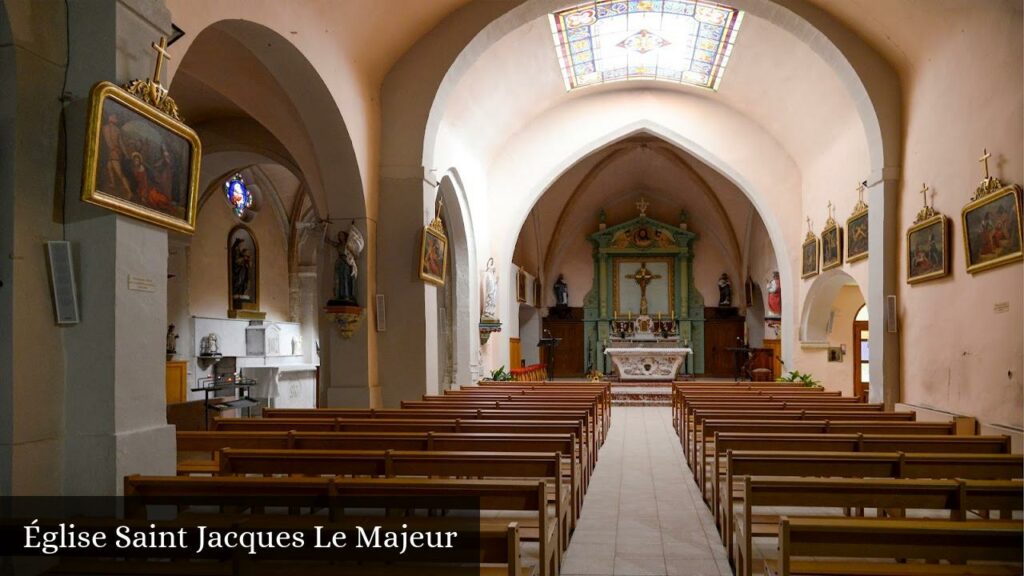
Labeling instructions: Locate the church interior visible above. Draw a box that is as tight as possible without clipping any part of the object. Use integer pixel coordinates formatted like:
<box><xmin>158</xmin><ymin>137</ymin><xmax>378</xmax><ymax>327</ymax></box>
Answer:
<box><xmin>1</xmin><ymin>0</ymin><xmax>1022</xmax><ymax>574</ymax></box>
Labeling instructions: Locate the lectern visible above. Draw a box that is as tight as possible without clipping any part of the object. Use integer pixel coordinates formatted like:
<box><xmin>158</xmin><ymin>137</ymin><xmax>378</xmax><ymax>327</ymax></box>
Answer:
<box><xmin>538</xmin><ymin>335</ymin><xmax>562</xmax><ymax>379</ymax></box>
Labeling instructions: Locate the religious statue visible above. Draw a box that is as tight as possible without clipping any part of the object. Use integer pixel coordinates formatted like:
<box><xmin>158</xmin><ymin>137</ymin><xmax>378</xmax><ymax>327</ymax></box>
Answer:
<box><xmin>553</xmin><ymin>274</ymin><xmax>569</xmax><ymax>307</ymax></box>
<box><xmin>165</xmin><ymin>324</ymin><xmax>178</xmax><ymax>355</ymax></box>
<box><xmin>292</xmin><ymin>335</ymin><xmax>303</xmax><ymax>356</ymax></box>
<box><xmin>766</xmin><ymin>271</ymin><xmax>782</xmax><ymax>316</ymax></box>
<box><xmin>482</xmin><ymin>257</ymin><xmax>499</xmax><ymax>321</ymax></box>
<box><xmin>230</xmin><ymin>238</ymin><xmax>252</xmax><ymax>301</ymax></box>
<box><xmin>717</xmin><ymin>273</ymin><xmax>732</xmax><ymax>307</ymax></box>
<box><xmin>199</xmin><ymin>332</ymin><xmax>220</xmax><ymax>356</ymax></box>
<box><xmin>326</xmin><ymin>222</ymin><xmax>365</xmax><ymax>306</ymax></box>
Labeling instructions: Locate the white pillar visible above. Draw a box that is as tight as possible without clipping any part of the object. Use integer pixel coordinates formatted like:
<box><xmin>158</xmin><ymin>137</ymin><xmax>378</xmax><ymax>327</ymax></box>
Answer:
<box><xmin>61</xmin><ymin>0</ymin><xmax>176</xmax><ymax>495</ymax></box>
<box><xmin>867</xmin><ymin>175</ymin><xmax>901</xmax><ymax>408</ymax></box>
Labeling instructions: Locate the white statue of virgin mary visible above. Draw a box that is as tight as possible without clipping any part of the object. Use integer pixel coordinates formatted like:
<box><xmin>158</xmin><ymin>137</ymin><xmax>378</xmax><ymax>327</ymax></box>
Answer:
<box><xmin>482</xmin><ymin>258</ymin><xmax>499</xmax><ymax>321</ymax></box>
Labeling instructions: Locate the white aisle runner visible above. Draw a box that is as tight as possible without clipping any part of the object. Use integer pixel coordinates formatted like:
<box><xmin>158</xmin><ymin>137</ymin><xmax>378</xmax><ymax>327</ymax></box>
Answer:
<box><xmin>561</xmin><ymin>406</ymin><xmax>732</xmax><ymax>576</ymax></box>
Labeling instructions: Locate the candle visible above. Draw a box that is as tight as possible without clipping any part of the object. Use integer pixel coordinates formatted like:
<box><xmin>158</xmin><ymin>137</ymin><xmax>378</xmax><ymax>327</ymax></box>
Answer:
<box><xmin>628</xmin><ymin>311</ymin><xmax>632</xmax><ymax>321</ymax></box>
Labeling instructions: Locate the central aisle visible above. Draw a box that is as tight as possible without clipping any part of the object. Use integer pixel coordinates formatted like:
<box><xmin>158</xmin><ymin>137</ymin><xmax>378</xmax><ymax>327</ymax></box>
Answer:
<box><xmin>562</xmin><ymin>406</ymin><xmax>731</xmax><ymax>576</ymax></box>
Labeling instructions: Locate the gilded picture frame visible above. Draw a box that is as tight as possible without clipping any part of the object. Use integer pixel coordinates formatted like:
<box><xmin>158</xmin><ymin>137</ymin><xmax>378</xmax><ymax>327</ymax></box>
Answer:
<box><xmin>801</xmin><ymin>235</ymin><xmax>819</xmax><ymax>279</ymax></box>
<box><xmin>81</xmin><ymin>81</ymin><xmax>201</xmax><ymax>234</ymax></box>
<box><xmin>961</xmin><ymin>184</ymin><xmax>1023</xmax><ymax>274</ymax></box>
<box><xmin>419</xmin><ymin>225</ymin><xmax>448</xmax><ymax>286</ymax></box>
<box><xmin>846</xmin><ymin>208</ymin><xmax>869</xmax><ymax>263</ymax></box>
<box><xmin>821</xmin><ymin>223</ymin><xmax>844</xmax><ymax>271</ymax></box>
<box><xmin>516</xmin><ymin>269</ymin><xmax>527</xmax><ymax>303</ymax></box>
<box><xmin>906</xmin><ymin>214</ymin><xmax>949</xmax><ymax>284</ymax></box>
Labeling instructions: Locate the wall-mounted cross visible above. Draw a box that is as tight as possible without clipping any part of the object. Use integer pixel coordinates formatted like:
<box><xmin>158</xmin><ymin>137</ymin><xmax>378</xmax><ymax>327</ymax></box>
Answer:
<box><xmin>919</xmin><ymin>182</ymin><xmax>930</xmax><ymax>209</ymax></box>
<box><xmin>806</xmin><ymin>216</ymin><xmax>812</xmax><ymax>233</ymax></box>
<box><xmin>978</xmin><ymin>148</ymin><xmax>992</xmax><ymax>179</ymax></box>
<box><xmin>150</xmin><ymin>36</ymin><xmax>171</xmax><ymax>85</ymax></box>
<box><xmin>827</xmin><ymin>201</ymin><xmax>834</xmax><ymax>221</ymax></box>
<box><xmin>856</xmin><ymin>181</ymin><xmax>866</xmax><ymax>204</ymax></box>
<box><xmin>626</xmin><ymin>262</ymin><xmax>661</xmax><ymax>315</ymax></box>
<box><xmin>636</xmin><ymin>196</ymin><xmax>649</xmax><ymax>217</ymax></box>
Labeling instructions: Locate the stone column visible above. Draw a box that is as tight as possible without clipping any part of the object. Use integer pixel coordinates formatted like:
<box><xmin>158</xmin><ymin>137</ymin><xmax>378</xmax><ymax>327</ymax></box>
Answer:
<box><xmin>375</xmin><ymin>166</ymin><xmax>436</xmax><ymax>407</ymax></box>
<box><xmin>61</xmin><ymin>0</ymin><xmax>175</xmax><ymax>495</ymax></box>
<box><xmin>867</xmin><ymin>176</ymin><xmax>901</xmax><ymax>408</ymax></box>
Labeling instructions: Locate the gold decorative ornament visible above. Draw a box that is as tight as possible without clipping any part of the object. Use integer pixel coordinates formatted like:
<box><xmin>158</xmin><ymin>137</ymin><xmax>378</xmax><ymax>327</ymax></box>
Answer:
<box><xmin>122</xmin><ymin>37</ymin><xmax>182</xmax><ymax>121</ymax></box>
<box><xmin>961</xmin><ymin>149</ymin><xmax>1023</xmax><ymax>274</ymax></box>
<box><xmin>914</xmin><ymin>182</ymin><xmax>937</xmax><ymax>224</ymax></box>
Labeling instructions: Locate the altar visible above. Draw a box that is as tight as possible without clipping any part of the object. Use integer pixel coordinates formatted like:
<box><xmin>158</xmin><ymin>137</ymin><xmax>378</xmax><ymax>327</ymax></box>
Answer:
<box><xmin>605</xmin><ymin>347</ymin><xmax>692</xmax><ymax>381</ymax></box>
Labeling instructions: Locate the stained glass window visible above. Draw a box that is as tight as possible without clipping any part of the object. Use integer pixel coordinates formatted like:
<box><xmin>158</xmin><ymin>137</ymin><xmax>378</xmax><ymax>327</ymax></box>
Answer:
<box><xmin>549</xmin><ymin>0</ymin><xmax>743</xmax><ymax>91</ymax></box>
<box><xmin>224</xmin><ymin>173</ymin><xmax>253</xmax><ymax>219</ymax></box>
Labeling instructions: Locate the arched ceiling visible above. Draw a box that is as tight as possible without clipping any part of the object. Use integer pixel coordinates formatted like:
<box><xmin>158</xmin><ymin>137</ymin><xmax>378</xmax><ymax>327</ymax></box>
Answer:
<box><xmin>435</xmin><ymin>6</ymin><xmax>862</xmax><ymax>177</ymax></box>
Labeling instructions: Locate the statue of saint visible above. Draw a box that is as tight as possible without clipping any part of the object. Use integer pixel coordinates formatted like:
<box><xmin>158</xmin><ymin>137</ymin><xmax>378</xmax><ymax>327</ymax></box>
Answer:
<box><xmin>766</xmin><ymin>271</ymin><xmax>782</xmax><ymax>316</ymax></box>
<box><xmin>165</xmin><ymin>324</ymin><xmax>178</xmax><ymax>354</ymax></box>
<box><xmin>230</xmin><ymin>238</ymin><xmax>251</xmax><ymax>301</ymax></box>
<box><xmin>326</xmin><ymin>223</ymin><xmax>365</xmax><ymax>306</ymax></box>
<box><xmin>482</xmin><ymin>258</ymin><xmax>498</xmax><ymax>321</ymax></box>
<box><xmin>553</xmin><ymin>274</ymin><xmax>569</xmax><ymax>307</ymax></box>
<box><xmin>717</xmin><ymin>273</ymin><xmax>732</xmax><ymax>307</ymax></box>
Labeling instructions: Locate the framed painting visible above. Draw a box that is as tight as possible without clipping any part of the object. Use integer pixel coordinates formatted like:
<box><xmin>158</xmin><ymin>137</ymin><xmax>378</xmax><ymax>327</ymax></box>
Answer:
<box><xmin>534</xmin><ymin>277</ymin><xmax>542</xmax><ymax>308</ymax></box>
<box><xmin>227</xmin><ymin>224</ymin><xmax>264</xmax><ymax>319</ymax></box>
<box><xmin>801</xmin><ymin>235</ymin><xmax>819</xmax><ymax>279</ymax></box>
<box><xmin>821</xmin><ymin>222</ymin><xmax>843</xmax><ymax>271</ymax></box>
<box><xmin>419</xmin><ymin>224</ymin><xmax>448</xmax><ymax>286</ymax></box>
<box><xmin>81</xmin><ymin>81</ymin><xmax>201</xmax><ymax>234</ymax></box>
<box><xmin>906</xmin><ymin>214</ymin><xmax>949</xmax><ymax>284</ymax></box>
<box><xmin>847</xmin><ymin>208</ymin><xmax>869</xmax><ymax>262</ymax></box>
<box><xmin>961</xmin><ymin>185</ymin><xmax>1023</xmax><ymax>274</ymax></box>
<box><xmin>516</xmin><ymin>269</ymin><xmax>527</xmax><ymax>302</ymax></box>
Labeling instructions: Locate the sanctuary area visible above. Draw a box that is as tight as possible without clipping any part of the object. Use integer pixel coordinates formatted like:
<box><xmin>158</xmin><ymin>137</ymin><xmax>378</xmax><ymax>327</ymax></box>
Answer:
<box><xmin>1</xmin><ymin>0</ymin><xmax>1022</xmax><ymax>575</ymax></box>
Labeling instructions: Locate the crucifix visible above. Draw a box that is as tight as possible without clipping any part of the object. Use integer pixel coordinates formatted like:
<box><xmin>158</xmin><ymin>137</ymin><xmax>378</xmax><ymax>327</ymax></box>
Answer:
<box><xmin>626</xmin><ymin>262</ymin><xmax>661</xmax><ymax>315</ymax></box>
<box><xmin>827</xmin><ymin>200</ymin><xmax>834</xmax><ymax>222</ymax></box>
<box><xmin>919</xmin><ymin>182</ymin><xmax>930</xmax><ymax>209</ymax></box>
<box><xmin>806</xmin><ymin>216</ymin><xmax>813</xmax><ymax>234</ymax></box>
<box><xmin>150</xmin><ymin>37</ymin><xmax>171</xmax><ymax>86</ymax></box>
<box><xmin>856</xmin><ymin>181</ymin><xmax>866</xmax><ymax>204</ymax></box>
<box><xmin>636</xmin><ymin>196</ymin><xmax>650</xmax><ymax>217</ymax></box>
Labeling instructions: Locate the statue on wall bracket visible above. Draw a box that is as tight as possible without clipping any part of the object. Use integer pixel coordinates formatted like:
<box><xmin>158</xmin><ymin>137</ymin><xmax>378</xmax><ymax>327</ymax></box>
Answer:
<box><xmin>227</xmin><ymin>224</ymin><xmax>265</xmax><ymax>319</ymax></box>
<box><xmin>326</xmin><ymin>221</ymin><xmax>365</xmax><ymax>306</ymax></box>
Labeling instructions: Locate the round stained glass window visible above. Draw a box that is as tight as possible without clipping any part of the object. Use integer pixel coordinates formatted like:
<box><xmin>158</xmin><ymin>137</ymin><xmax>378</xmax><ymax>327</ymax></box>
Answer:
<box><xmin>224</xmin><ymin>173</ymin><xmax>253</xmax><ymax>218</ymax></box>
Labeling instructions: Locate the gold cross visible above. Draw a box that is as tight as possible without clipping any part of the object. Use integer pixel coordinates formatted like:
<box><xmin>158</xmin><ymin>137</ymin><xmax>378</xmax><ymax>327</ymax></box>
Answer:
<box><xmin>919</xmin><ymin>182</ymin><xmax>930</xmax><ymax>209</ymax></box>
<box><xmin>151</xmin><ymin>37</ymin><xmax>171</xmax><ymax>85</ymax></box>
<box><xmin>978</xmin><ymin>148</ymin><xmax>992</xmax><ymax>179</ymax></box>
<box><xmin>806</xmin><ymin>216</ymin><xmax>812</xmax><ymax>233</ymax></box>
<box><xmin>856</xmin><ymin>181</ymin><xmax>865</xmax><ymax>203</ymax></box>
<box><xmin>827</xmin><ymin>201</ymin><xmax>833</xmax><ymax>221</ymax></box>
<box><xmin>626</xmin><ymin>263</ymin><xmax>661</xmax><ymax>315</ymax></box>
<box><xmin>636</xmin><ymin>196</ymin><xmax>649</xmax><ymax>217</ymax></box>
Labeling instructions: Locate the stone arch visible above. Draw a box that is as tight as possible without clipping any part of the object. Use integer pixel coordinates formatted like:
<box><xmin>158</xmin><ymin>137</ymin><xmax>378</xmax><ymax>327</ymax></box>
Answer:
<box><xmin>423</xmin><ymin>0</ymin><xmax>900</xmax><ymax>181</ymax></box>
<box><xmin>434</xmin><ymin>169</ymin><xmax>477</xmax><ymax>390</ymax></box>
<box><xmin>492</xmin><ymin>121</ymin><xmax>797</xmax><ymax>370</ymax></box>
<box><xmin>799</xmin><ymin>268</ymin><xmax>864</xmax><ymax>344</ymax></box>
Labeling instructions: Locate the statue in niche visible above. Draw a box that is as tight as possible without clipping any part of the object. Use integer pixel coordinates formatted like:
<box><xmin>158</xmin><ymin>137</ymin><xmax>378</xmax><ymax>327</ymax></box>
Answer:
<box><xmin>717</xmin><ymin>273</ymin><xmax>732</xmax><ymax>307</ymax></box>
<box><xmin>553</xmin><ymin>274</ymin><xmax>569</xmax><ymax>307</ymax></box>
<box><xmin>766</xmin><ymin>271</ymin><xmax>782</xmax><ymax>316</ymax></box>
<box><xmin>230</xmin><ymin>237</ymin><xmax>252</xmax><ymax>302</ymax></box>
<box><xmin>482</xmin><ymin>258</ymin><xmax>498</xmax><ymax>321</ymax></box>
<box><xmin>326</xmin><ymin>222</ymin><xmax>365</xmax><ymax>306</ymax></box>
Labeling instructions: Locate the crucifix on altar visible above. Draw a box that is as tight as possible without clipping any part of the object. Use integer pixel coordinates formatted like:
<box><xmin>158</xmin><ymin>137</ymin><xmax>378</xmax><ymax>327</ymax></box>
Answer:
<box><xmin>625</xmin><ymin>262</ymin><xmax>661</xmax><ymax>315</ymax></box>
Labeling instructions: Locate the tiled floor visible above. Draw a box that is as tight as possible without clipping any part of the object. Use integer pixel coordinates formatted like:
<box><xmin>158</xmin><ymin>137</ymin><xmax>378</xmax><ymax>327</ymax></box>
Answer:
<box><xmin>562</xmin><ymin>406</ymin><xmax>732</xmax><ymax>576</ymax></box>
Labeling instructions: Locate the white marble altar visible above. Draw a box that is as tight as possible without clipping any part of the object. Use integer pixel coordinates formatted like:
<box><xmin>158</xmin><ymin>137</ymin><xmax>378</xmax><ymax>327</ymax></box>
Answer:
<box><xmin>605</xmin><ymin>347</ymin><xmax>692</xmax><ymax>381</ymax></box>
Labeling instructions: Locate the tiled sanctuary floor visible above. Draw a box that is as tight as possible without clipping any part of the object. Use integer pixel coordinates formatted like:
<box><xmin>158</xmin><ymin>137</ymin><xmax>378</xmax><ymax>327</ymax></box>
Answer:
<box><xmin>561</xmin><ymin>406</ymin><xmax>732</xmax><ymax>576</ymax></box>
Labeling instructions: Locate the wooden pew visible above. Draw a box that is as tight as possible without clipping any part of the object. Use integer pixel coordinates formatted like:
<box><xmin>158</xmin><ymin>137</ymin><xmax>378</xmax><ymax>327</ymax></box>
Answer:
<box><xmin>124</xmin><ymin>475</ymin><xmax>561</xmax><ymax>576</ymax></box>
<box><xmin>216</xmin><ymin>448</ymin><xmax>571</xmax><ymax>551</ymax></box>
<box><xmin>680</xmin><ymin>401</ymin><xmax>883</xmax><ymax>459</ymax></box>
<box><xmin>211</xmin><ymin>418</ymin><xmax>591</xmax><ymax>490</ymax></box>
<box><xmin>731</xmin><ymin>476</ymin><xmax>1024</xmax><ymax>576</ymax></box>
<box><xmin>675</xmin><ymin>393</ymin><xmax>857</xmax><ymax>439</ymax></box>
<box><xmin>687</xmin><ymin>410</ymin><xmax>918</xmax><ymax>477</ymax></box>
<box><xmin>708</xmin><ymin>433</ymin><xmax>1012</xmax><ymax>516</ymax></box>
<box><xmin>176</xmin><ymin>431</ymin><xmax>583</xmax><ymax>518</ymax></box>
<box><xmin>438</xmin><ymin>390</ymin><xmax>610</xmax><ymax>435</ymax></box>
<box><xmin>258</xmin><ymin>409</ymin><xmax>598</xmax><ymax>474</ymax></box>
<box><xmin>765</xmin><ymin>517</ymin><xmax>1023</xmax><ymax>576</ymax></box>
<box><xmin>672</xmin><ymin>384</ymin><xmax>835</xmax><ymax>429</ymax></box>
<box><xmin>398</xmin><ymin>401</ymin><xmax>601</xmax><ymax>448</ymax></box>
<box><xmin>720</xmin><ymin>451</ymin><xmax>1024</xmax><ymax>559</ymax></box>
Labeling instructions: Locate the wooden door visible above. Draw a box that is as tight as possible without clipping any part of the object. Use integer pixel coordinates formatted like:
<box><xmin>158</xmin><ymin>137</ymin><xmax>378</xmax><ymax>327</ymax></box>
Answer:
<box><xmin>165</xmin><ymin>360</ymin><xmax>188</xmax><ymax>404</ymax></box>
<box><xmin>703</xmin><ymin>317</ymin><xmax>745</xmax><ymax>377</ymax></box>
<box><xmin>853</xmin><ymin>320</ymin><xmax>870</xmax><ymax>400</ymax></box>
<box><xmin>542</xmin><ymin>319</ymin><xmax>585</xmax><ymax>378</ymax></box>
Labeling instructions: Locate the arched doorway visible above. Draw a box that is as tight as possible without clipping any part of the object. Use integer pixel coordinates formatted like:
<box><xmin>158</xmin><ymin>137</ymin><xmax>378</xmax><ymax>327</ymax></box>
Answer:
<box><xmin>852</xmin><ymin>304</ymin><xmax>870</xmax><ymax>400</ymax></box>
